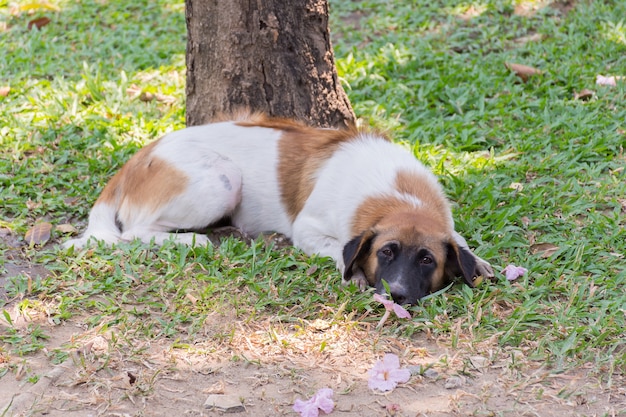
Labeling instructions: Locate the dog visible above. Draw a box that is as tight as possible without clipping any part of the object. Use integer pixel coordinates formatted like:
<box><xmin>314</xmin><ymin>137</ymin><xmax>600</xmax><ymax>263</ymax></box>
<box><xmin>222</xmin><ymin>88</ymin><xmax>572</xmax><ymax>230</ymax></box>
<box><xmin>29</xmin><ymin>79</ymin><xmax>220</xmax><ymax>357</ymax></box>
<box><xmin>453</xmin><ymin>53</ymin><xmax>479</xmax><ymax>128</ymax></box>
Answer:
<box><xmin>64</xmin><ymin>113</ymin><xmax>494</xmax><ymax>304</ymax></box>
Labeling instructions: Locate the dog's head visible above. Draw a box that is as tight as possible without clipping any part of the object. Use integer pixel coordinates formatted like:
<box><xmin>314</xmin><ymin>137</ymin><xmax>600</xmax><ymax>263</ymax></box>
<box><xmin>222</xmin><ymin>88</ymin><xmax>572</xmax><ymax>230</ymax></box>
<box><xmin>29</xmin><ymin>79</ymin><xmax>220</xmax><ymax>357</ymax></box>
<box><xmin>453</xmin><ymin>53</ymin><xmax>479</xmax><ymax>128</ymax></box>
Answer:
<box><xmin>342</xmin><ymin>212</ymin><xmax>477</xmax><ymax>305</ymax></box>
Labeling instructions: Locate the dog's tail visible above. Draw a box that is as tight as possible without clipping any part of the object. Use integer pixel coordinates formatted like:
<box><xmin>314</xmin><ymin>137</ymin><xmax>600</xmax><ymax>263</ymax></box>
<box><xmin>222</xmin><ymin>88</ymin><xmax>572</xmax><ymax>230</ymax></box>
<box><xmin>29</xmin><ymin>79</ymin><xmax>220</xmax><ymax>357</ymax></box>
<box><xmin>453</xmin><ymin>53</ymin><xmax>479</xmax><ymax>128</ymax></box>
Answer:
<box><xmin>62</xmin><ymin>202</ymin><xmax>121</xmax><ymax>249</ymax></box>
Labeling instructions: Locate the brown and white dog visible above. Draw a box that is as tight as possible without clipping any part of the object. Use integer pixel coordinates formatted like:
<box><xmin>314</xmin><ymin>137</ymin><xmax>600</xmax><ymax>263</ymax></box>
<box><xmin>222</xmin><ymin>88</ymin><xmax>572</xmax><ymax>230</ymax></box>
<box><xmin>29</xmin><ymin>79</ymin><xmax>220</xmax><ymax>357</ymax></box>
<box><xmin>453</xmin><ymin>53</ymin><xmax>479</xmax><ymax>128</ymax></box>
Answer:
<box><xmin>64</xmin><ymin>113</ymin><xmax>494</xmax><ymax>304</ymax></box>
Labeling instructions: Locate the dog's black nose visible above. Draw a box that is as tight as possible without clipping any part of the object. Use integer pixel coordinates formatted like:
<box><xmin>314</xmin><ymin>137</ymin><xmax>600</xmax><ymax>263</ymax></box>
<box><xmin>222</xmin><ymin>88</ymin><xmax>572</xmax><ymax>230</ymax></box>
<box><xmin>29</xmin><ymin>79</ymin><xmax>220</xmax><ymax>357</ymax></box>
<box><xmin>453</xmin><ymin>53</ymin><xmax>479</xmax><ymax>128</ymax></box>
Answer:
<box><xmin>390</xmin><ymin>290</ymin><xmax>408</xmax><ymax>306</ymax></box>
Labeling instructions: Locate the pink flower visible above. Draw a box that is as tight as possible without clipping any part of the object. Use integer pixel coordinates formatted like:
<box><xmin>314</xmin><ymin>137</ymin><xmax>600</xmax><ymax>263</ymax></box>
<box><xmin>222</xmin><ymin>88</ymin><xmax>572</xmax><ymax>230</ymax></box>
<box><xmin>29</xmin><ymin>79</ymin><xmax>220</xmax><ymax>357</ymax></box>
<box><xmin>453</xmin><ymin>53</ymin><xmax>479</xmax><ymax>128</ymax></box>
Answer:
<box><xmin>374</xmin><ymin>293</ymin><xmax>411</xmax><ymax>328</ymax></box>
<box><xmin>596</xmin><ymin>74</ymin><xmax>619</xmax><ymax>87</ymax></box>
<box><xmin>502</xmin><ymin>264</ymin><xmax>528</xmax><ymax>281</ymax></box>
<box><xmin>368</xmin><ymin>353</ymin><xmax>411</xmax><ymax>392</ymax></box>
<box><xmin>293</xmin><ymin>388</ymin><xmax>334</xmax><ymax>417</ymax></box>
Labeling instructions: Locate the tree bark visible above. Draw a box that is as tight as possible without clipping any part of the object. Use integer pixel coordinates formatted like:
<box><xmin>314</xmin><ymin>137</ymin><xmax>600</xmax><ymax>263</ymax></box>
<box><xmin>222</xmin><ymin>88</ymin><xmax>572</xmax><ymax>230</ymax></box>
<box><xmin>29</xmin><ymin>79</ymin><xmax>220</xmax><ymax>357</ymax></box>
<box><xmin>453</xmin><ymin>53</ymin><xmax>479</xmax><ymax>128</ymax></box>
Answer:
<box><xmin>185</xmin><ymin>0</ymin><xmax>355</xmax><ymax>128</ymax></box>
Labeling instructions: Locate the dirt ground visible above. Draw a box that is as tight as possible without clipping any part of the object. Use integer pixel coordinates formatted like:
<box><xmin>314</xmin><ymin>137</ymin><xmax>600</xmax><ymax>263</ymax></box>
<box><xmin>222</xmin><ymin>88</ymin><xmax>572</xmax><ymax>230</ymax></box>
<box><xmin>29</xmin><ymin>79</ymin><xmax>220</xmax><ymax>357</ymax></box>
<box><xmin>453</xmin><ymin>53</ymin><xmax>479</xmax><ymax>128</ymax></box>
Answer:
<box><xmin>1</xmin><ymin>229</ymin><xmax>625</xmax><ymax>417</ymax></box>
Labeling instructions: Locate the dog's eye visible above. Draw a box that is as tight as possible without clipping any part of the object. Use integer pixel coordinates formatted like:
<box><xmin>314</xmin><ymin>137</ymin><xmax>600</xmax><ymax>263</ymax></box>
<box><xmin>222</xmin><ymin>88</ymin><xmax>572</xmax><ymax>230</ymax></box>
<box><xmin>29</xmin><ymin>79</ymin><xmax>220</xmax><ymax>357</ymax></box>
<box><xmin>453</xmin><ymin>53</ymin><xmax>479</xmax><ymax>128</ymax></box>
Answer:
<box><xmin>381</xmin><ymin>248</ymin><xmax>393</xmax><ymax>258</ymax></box>
<box><xmin>419</xmin><ymin>256</ymin><xmax>433</xmax><ymax>265</ymax></box>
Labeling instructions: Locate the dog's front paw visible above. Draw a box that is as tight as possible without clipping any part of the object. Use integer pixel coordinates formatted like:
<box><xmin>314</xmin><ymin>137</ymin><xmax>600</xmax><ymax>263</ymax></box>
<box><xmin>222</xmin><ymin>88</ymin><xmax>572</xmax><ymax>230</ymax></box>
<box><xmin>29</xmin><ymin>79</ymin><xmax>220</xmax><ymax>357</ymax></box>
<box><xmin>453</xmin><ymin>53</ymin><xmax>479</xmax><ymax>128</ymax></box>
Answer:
<box><xmin>342</xmin><ymin>269</ymin><xmax>369</xmax><ymax>291</ymax></box>
<box><xmin>474</xmin><ymin>256</ymin><xmax>495</xmax><ymax>282</ymax></box>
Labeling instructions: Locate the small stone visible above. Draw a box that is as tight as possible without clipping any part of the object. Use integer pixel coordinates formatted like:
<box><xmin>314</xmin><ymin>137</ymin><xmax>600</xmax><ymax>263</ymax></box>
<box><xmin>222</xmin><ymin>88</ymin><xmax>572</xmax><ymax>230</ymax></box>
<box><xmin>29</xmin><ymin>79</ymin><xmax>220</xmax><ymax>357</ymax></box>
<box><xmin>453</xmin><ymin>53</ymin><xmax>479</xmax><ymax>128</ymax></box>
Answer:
<box><xmin>469</xmin><ymin>355</ymin><xmax>489</xmax><ymax>370</ymax></box>
<box><xmin>444</xmin><ymin>376</ymin><xmax>466</xmax><ymax>389</ymax></box>
<box><xmin>204</xmin><ymin>394</ymin><xmax>246</xmax><ymax>413</ymax></box>
<box><xmin>423</xmin><ymin>368</ymin><xmax>439</xmax><ymax>379</ymax></box>
<box><xmin>408</xmin><ymin>365</ymin><xmax>420</xmax><ymax>376</ymax></box>
<box><xmin>408</xmin><ymin>366</ymin><xmax>438</xmax><ymax>379</ymax></box>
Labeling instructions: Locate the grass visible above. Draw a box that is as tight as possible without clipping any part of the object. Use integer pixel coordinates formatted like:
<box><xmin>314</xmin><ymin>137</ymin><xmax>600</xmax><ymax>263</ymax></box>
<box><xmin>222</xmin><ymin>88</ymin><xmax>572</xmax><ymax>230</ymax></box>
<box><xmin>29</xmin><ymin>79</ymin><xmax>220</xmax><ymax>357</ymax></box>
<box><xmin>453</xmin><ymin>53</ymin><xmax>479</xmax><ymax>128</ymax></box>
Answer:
<box><xmin>1</xmin><ymin>0</ymin><xmax>625</xmax><ymax>392</ymax></box>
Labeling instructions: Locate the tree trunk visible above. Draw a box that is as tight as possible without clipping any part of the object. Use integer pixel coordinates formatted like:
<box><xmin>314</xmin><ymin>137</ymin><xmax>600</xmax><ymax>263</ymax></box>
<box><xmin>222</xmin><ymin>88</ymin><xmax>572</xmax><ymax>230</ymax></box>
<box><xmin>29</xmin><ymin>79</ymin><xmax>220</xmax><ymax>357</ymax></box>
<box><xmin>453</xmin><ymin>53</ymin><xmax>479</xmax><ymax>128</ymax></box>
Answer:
<box><xmin>185</xmin><ymin>0</ymin><xmax>355</xmax><ymax>128</ymax></box>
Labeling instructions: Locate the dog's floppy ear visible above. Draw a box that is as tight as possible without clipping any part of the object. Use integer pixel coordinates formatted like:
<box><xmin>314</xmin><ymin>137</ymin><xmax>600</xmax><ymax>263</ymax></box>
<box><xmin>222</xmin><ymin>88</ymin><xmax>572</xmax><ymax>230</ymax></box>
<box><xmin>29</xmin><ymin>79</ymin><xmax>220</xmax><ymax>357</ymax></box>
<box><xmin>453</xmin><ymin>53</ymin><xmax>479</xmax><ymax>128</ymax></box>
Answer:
<box><xmin>445</xmin><ymin>241</ymin><xmax>478</xmax><ymax>288</ymax></box>
<box><xmin>342</xmin><ymin>229</ymin><xmax>376</xmax><ymax>281</ymax></box>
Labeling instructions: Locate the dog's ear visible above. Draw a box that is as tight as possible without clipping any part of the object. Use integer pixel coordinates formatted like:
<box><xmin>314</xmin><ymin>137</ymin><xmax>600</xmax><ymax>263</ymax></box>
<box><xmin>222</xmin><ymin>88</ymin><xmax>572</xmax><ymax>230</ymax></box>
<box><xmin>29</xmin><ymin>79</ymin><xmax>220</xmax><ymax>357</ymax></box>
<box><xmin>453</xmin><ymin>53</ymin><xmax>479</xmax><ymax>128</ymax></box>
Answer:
<box><xmin>342</xmin><ymin>229</ymin><xmax>375</xmax><ymax>281</ymax></box>
<box><xmin>445</xmin><ymin>241</ymin><xmax>478</xmax><ymax>288</ymax></box>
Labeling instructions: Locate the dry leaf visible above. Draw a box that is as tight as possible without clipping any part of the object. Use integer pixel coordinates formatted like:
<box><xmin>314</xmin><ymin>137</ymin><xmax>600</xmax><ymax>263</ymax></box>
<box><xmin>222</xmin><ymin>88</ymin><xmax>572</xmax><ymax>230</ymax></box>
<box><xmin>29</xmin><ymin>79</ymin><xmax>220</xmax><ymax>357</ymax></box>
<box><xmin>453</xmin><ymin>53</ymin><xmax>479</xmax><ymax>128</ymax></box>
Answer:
<box><xmin>0</xmin><ymin>86</ymin><xmax>9</xmax><ymax>97</ymax></box>
<box><xmin>185</xmin><ymin>292</ymin><xmax>199</xmax><ymax>306</ymax></box>
<box><xmin>530</xmin><ymin>242</ymin><xmax>559</xmax><ymax>258</ymax></box>
<box><xmin>306</xmin><ymin>265</ymin><xmax>318</xmax><ymax>276</ymax></box>
<box><xmin>469</xmin><ymin>355</ymin><xmax>489</xmax><ymax>370</ymax></box>
<box><xmin>56</xmin><ymin>223</ymin><xmax>77</xmax><ymax>234</ymax></box>
<box><xmin>26</xmin><ymin>199</ymin><xmax>41</xmax><ymax>210</ymax></box>
<box><xmin>139</xmin><ymin>92</ymin><xmax>155</xmax><ymax>102</ymax></box>
<box><xmin>505</xmin><ymin>62</ymin><xmax>542</xmax><ymax>82</ymax></box>
<box><xmin>574</xmin><ymin>89</ymin><xmax>594</xmax><ymax>101</ymax></box>
<box><xmin>126</xmin><ymin>84</ymin><xmax>142</xmax><ymax>99</ymax></box>
<box><xmin>205</xmin><ymin>380</ymin><xmax>226</xmax><ymax>395</ymax></box>
<box><xmin>25</xmin><ymin>222</ymin><xmax>52</xmax><ymax>245</ymax></box>
<box><xmin>155</xmin><ymin>93</ymin><xmax>176</xmax><ymax>104</ymax></box>
<box><xmin>28</xmin><ymin>16</ymin><xmax>51</xmax><ymax>30</ymax></box>
<box><xmin>513</xmin><ymin>33</ymin><xmax>543</xmax><ymax>44</ymax></box>
<box><xmin>64</xmin><ymin>196</ymin><xmax>80</xmax><ymax>206</ymax></box>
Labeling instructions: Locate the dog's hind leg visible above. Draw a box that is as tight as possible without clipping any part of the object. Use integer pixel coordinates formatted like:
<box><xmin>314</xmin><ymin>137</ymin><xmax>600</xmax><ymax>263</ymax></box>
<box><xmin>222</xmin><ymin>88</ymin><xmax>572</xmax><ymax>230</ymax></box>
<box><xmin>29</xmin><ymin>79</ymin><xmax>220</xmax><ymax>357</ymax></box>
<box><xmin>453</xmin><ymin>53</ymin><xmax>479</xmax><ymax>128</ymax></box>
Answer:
<box><xmin>119</xmin><ymin>153</ymin><xmax>243</xmax><ymax>246</ymax></box>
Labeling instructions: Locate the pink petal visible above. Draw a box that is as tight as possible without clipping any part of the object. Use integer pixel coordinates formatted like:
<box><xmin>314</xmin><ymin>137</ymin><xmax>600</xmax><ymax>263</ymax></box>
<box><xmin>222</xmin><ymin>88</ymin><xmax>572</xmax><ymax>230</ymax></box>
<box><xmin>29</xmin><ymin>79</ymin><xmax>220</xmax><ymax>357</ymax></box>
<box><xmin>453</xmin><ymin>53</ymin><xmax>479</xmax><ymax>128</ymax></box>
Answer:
<box><xmin>368</xmin><ymin>374</ymin><xmax>398</xmax><ymax>391</ymax></box>
<box><xmin>293</xmin><ymin>388</ymin><xmax>334</xmax><ymax>417</ymax></box>
<box><xmin>388</xmin><ymin>368</ymin><xmax>411</xmax><ymax>384</ymax></box>
<box><xmin>392</xmin><ymin>303</ymin><xmax>411</xmax><ymax>319</ymax></box>
<box><xmin>374</xmin><ymin>293</ymin><xmax>394</xmax><ymax>310</ymax></box>
<box><xmin>312</xmin><ymin>388</ymin><xmax>334</xmax><ymax>414</ymax></box>
<box><xmin>367</xmin><ymin>354</ymin><xmax>411</xmax><ymax>392</ymax></box>
<box><xmin>502</xmin><ymin>264</ymin><xmax>528</xmax><ymax>281</ymax></box>
<box><xmin>381</xmin><ymin>353</ymin><xmax>401</xmax><ymax>369</ymax></box>
<box><xmin>293</xmin><ymin>399</ymin><xmax>321</xmax><ymax>417</ymax></box>
<box><xmin>596</xmin><ymin>74</ymin><xmax>617</xmax><ymax>86</ymax></box>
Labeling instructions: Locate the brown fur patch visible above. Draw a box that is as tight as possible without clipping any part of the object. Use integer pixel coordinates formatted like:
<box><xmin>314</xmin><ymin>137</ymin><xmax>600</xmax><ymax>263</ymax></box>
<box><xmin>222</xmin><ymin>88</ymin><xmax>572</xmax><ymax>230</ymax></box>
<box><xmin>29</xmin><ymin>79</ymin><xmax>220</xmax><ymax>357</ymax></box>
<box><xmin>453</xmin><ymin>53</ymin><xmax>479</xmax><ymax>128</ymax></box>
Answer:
<box><xmin>239</xmin><ymin>117</ymin><xmax>360</xmax><ymax>220</ymax></box>
<box><xmin>237</xmin><ymin>114</ymin><xmax>390</xmax><ymax>220</ymax></box>
<box><xmin>97</xmin><ymin>140</ymin><xmax>188</xmax><ymax>216</ymax></box>
<box><xmin>278</xmin><ymin>127</ymin><xmax>362</xmax><ymax>219</ymax></box>
<box><xmin>352</xmin><ymin>170</ymin><xmax>452</xmax><ymax>237</ymax></box>
<box><xmin>394</xmin><ymin>170</ymin><xmax>451</xmax><ymax>222</ymax></box>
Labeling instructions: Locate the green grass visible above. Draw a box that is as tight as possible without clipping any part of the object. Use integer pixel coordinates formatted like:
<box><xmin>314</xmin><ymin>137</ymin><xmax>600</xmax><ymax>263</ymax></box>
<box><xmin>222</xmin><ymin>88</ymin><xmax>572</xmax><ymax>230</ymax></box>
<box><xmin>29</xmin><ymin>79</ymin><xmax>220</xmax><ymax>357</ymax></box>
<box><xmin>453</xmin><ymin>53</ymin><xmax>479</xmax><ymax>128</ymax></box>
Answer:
<box><xmin>1</xmin><ymin>0</ymin><xmax>625</xmax><ymax>384</ymax></box>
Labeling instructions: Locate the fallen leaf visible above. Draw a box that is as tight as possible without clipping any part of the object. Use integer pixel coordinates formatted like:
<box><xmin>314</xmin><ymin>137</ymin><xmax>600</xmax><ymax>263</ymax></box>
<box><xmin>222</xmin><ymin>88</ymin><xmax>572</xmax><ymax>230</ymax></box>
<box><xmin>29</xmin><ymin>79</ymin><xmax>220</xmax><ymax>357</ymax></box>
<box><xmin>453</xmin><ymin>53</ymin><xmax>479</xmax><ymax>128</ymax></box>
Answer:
<box><xmin>505</xmin><ymin>62</ymin><xmax>542</xmax><ymax>82</ymax></box>
<box><xmin>205</xmin><ymin>380</ymin><xmax>225</xmax><ymax>395</ymax></box>
<box><xmin>139</xmin><ymin>92</ymin><xmax>155</xmax><ymax>102</ymax></box>
<box><xmin>0</xmin><ymin>86</ymin><xmax>9</xmax><ymax>97</ymax></box>
<box><xmin>155</xmin><ymin>93</ymin><xmax>176</xmax><ymax>104</ymax></box>
<box><xmin>185</xmin><ymin>292</ymin><xmax>198</xmax><ymax>305</ymax></box>
<box><xmin>25</xmin><ymin>222</ymin><xmax>52</xmax><ymax>245</ymax></box>
<box><xmin>574</xmin><ymin>89</ymin><xmax>594</xmax><ymax>101</ymax></box>
<box><xmin>26</xmin><ymin>199</ymin><xmax>41</xmax><ymax>210</ymax></box>
<box><xmin>126</xmin><ymin>84</ymin><xmax>142</xmax><ymax>99</ymax></box>
<box><xmin>55</xmin><ymin>223</ymin><xmax>77</xmax><ymax>234</ymax></box>
<box><xmin>28</xmin><ymin>16</ymin><xmax>51</xmax><ymax>30</ymax></box>
<box><xmin>513</xmin><ymin>33</ymin><xmax>543</xmax><ymax>44</ymax></box>
<box><xmin>530</xmin><ymin>242</ymin><xmax>559</xmax><ymax>258</ymax></box>
<box><xmin>469</xmin><ymin>355</ymin><xmax>489</xmax><ymax>370</ymax></box>
<box><xmin>64</xmin><ymin>196</ymin><xmax>80</xmax><ymax>206</ymax></box>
